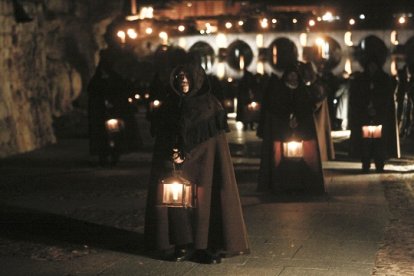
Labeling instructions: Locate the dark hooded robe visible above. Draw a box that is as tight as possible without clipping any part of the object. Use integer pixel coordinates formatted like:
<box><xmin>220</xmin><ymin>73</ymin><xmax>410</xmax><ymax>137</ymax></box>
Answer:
<box><xmin>236</xmin><ymin>69</ymin><xmax>257</xmax><ymax>129</ymax></box>
<box><xmin>257</xmin><ymin>65</ymin><xmax>326</xmax><ymax>194</ymax></box>
<box><xmin>348</xmin><ymin>66</ymin><xmax>400</xmax><ymax>170</ymax></box>
<box><xmin>87</xmin><ymin>56</ymin><xmax>141</xmax><ymax>159</ymax></box>
<box><xmin>144</xmin><ymin>64</ymin><xmax>250</xmax><ymax>257</ymax></box>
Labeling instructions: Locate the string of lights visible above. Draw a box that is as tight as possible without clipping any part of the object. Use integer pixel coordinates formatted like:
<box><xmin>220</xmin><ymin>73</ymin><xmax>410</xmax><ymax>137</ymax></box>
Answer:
<box><xmin>113</xmin><ymin>1</ymin><xmax>412</xmax><ymax>44</ymax></box>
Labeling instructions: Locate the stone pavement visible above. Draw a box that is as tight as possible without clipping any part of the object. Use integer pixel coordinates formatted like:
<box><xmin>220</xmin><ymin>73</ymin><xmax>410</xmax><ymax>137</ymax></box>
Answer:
<box><xmin>0</xmin><ymin>122</ymin><xmax>414</xmax><ymax>275</ymax></box>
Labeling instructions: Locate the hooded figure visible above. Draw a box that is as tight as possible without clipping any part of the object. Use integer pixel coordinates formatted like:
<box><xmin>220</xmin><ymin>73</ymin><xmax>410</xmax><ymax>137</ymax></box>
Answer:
<box><xmin>348</xmin><ymin>61</ymin><xmax>399</xmax><ymax>172</ymax></box>
<box><xmin>144</xmin><ymin>64</ymin><xmax>249</xmax><ymax>264</ymax></box>
<box><xmin>87</xmin><ymin>49</ymin><xmax>142</xmax><ymax>166</ymax></box>
<box><xmin>236</xmin><ymin>68</ymin><xmax>257</xmax><ymax>130</ymax></box>
<box><xmin>257</xmin><ymin>63</ymin><xmax>326</xmax><ymax>194</ymax></box>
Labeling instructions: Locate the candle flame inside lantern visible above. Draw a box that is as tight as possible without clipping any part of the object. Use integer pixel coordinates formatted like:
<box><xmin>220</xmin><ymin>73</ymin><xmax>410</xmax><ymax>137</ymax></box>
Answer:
<box><xmin>362</xmin><ymin>125</ymin><xmax>382</xmax><ymax>138</ymax></box>
<box><xmin>105</xmin><ymin>119</ymin><xmax>124</xmax><ymax>133</ymax></box>
<box><xmin>150</xmin><ymin>100</ymin><xmax>161</xmax><ymax>111</ymax></box>
<box><xmin>171</xmin><ymin>182</ymin><xmax>181</xmax><ymax>201</ymax></box>
<box><xmin>161</xmin><ymin>176</ymin><xmax>194</xmax><ymax>208</ymax></box>
<box><xmin>248</xmin><ymin>101</ymin><xmax>259</xmax><ymax>110</ymax></box>
<box><xmin>283</xmin><ymin>140</ymin><xmax>304</xmax><ymax>159</ymax></box>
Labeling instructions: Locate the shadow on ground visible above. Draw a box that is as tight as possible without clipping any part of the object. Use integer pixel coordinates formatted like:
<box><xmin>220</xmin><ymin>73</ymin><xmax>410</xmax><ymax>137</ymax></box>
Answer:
<box><xmin>0</xmin><ymin>204</ymin><xmax>145</xmax><ymax>256</ymax></box>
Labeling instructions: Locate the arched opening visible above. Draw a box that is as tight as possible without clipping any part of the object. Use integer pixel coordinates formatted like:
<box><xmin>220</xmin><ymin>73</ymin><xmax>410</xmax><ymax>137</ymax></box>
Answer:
<box><xmin>226</xmin><ymin>40</ymin><xmax>253</xmax><ymax>71</ymax></box>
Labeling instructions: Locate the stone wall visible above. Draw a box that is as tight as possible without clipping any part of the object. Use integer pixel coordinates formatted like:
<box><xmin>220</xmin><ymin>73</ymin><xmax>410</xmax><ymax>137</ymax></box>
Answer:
<box><xmin>0</xmin><ymin>0</ymin><xmax>122</xmax><ymax>158</ymax></box>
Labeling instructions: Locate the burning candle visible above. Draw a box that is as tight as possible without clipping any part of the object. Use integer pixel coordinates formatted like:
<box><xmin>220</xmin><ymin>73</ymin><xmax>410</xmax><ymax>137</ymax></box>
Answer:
<box><xmin>248</xmin><ymin>101</ymin><xmax>259</xmax><ymax>111</ymax></box>
<box><xmin>171</xmin><ymin>182</ymin><xmax>181</xmax><ymax>201</ymax></box>
<box><xmin>161</xmin><ymin>175</ymin><xmax>194</xmax><ymax>208</ymax></box>
<box><xmin>283</xmin><ymin>140</ymin><xmax>304</xmax><ymax>159</ymax></box>
<box><xmin>362</xmin><ymin>125</ymin><xmax>382</xmax><ymax>138</ymax></box>
<box><xmin>105</xmin><ymin>119</ymin><xmax>123</xmax><ymax>132</ymax></box>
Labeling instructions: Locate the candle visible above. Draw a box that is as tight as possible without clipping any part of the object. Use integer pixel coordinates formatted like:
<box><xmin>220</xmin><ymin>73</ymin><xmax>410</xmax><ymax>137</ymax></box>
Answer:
<box><xmin>362</xmin><ymin>125</ymin><xmax>382</xmax><ymax>138</ymax></box>
<box><xmin>105</xmin><ymin>119</ymin><xmax>123</xmax><ymax>132</ymax></box>
<box><xmin>283</xmin><ymin>140</ymin><xmax>304</xmax><ymax>159</ymax></box>
<box><xmin>171</xmin><ymin>182</ymin><xmax>181</xmax><ymax>201</ymax></box>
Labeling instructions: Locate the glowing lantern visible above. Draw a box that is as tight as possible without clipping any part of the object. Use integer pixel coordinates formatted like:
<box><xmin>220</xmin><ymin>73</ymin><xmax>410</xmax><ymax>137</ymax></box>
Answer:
<box><xmin>222</xmin><ymin>98</ymin><xmax>234</xmax><ymax>113</ymax></box>
<box><xmin>127</xmin><ymin>28</ymin><xmax>138</xmax><ymax>39</ymax></box>
<box><xmin>159</xmin><ymin>171</ymin><xmax>195</xmax><ymax>208</ymax></box>
<box><xmin>223</xmin><ymin>99</ymin><xmax>234</xmax><ymax>108</ymax></box>
<box><xmin>117</xmin><ymin>30</ymin><xmax>126</xmax><ymax>44</ymax></box>
<box><xmin>362</xmin><ymin>125</ymin><xmax>382</xmax><ymax>138</ymax></box>
<box><xmin>283</xmin><ymin>140</ymin><xmax>304</xmax><ymax>159</ymax></box>
<box><xmin>159</xmin><ymin>31</ymin><xmax>168</xmax><ymax>45</ymax></box>
<box><xmin>247</xmin><ymin>101</ymin><xmax>260</xmax><ymax>111</ymax></box>
<box><xmin>105</xmin><ymin>119</ymin><xmax>124</xmax><ymax>133</ymax></box>
<box><xmin>150</xmin><ymin>99</ymin><xmax>161</xmax><ymax>111</ymax></box>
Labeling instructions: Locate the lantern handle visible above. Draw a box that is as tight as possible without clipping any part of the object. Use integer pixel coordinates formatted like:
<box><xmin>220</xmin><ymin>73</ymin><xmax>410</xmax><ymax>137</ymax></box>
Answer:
<box><xmin>172</xmin><ymin>160</ymin><xmax>182</xmax><ymax>175</ymax></box>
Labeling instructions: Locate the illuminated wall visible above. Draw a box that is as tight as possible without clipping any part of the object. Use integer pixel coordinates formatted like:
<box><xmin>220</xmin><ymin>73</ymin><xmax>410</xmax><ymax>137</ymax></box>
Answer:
<box><xmin>166</xmin><ymin>29</ymin><xmax>414</xmax><ymax>79</ymax></box>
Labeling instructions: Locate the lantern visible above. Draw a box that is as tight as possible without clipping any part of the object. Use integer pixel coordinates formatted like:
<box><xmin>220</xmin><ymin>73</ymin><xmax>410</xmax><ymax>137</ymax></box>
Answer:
<box><xmin>159</xmin><ymin>171</ymin><xmax>195</xmax><ymax>208</ymax></box>
<box><xmin>247</xmin><ymin>101</ymin><xmax>260</xmax><ymax>111</ymax></box>
<box><xmin>283</xmin><ymin>140</ymin><xmax>304</xmax><ymax>159</ymax></box>
<box><xmin>222</xmin><ymin>98</ymin><xmax>235</xmax><ymax>113</ymax></box>
<box><xmin>149</xmin><ymin>100</ymin><xmax>162</xmax><ymax>111</ymax></box>
<box><xmin>362</xmin><ymin>125</ymin><xmax>382</xmax><ymax>138</ymax></box>
<box><xmin>105</xmin><ymin>119</ymin><xmax>124</xmax><ymax>133</ymax></box>
<box><xmin>223</xmin><ymin>99</ymin><xmax>233</xmax><ymax>108</ymax></box>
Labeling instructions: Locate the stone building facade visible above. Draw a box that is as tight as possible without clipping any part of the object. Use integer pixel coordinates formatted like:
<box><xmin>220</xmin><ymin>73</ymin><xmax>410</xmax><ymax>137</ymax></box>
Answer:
<box><xmin>0</xmin><ymin>0</ymin><xmax>121</xmax><ymax>158</ymax></box>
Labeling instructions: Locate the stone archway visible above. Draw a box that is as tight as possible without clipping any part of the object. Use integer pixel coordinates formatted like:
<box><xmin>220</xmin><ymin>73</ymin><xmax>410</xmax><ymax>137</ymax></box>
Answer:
<box><xmin>268</xmin><ymin>37</ymin><xmax>298</xmax><ymax>70</ymax></box>
<box><xmin>304</xmin><ymin>35</ymin><xmax>342</xmax><ymax>72</ymax></box>
<box><xmin>189</xmin><ymin>41</ymin><xmax>215</xmax><ymax>72</ymax></box>
<box><xmin>226</xmin><ymin>39</ymin><xmax>253</xmax><ymax>71</ymax></box>
<box><xmin>354</xmin><ymin>35</ymin><xmax>388</xmax><ymax>68</ymax></box>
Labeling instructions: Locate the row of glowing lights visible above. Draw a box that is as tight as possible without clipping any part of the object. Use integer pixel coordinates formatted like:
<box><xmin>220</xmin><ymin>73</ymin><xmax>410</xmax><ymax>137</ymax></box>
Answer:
<box><xmin>117</xmin><ymin>27</ymin><xmax>403</xmax><ymax>54</ymax></box>
<box><xmin>117</xmin><ymin>14</ymin><xmax>409</xmax><ymax>44</ymax></box>
<box><xmin>133</xmin><ymin>4</ymin><xmax>410</xmax><ymax>27</ymax></box>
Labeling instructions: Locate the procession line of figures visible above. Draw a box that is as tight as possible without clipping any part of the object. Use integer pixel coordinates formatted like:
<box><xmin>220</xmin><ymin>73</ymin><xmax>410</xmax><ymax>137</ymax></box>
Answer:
<box><xmin>87</xmin><ymin>49</ymin><xmax>410</xmax><ymax>263</ymax></box>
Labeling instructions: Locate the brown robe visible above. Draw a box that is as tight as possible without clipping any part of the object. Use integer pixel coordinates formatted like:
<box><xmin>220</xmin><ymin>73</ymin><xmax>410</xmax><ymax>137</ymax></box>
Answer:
<box><xmin>313</xmin><ymin>98</ymin><xmax>335</xmax><ymax>161</ymax></box>
<box><xmin>144</xmin><ymin>64</ymin><xmax>249</xmax><ymax>256</ymax></box>
<box><xmin>257</xmin><ymin>66</ymin><xmax>326</xmax><ymax>194</ymax></box>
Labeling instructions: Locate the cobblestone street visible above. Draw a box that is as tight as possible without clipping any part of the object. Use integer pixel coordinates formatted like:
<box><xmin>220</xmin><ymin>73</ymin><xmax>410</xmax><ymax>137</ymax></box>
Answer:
<box><xmin>373</xmin><ymin>175</ymin><xmax>414</xmax><ymax>275</ymax></box>
<box><xmin>0</xmin><ymin>127</ymin><xmax>414</xmax><ymax>275</ymax></box>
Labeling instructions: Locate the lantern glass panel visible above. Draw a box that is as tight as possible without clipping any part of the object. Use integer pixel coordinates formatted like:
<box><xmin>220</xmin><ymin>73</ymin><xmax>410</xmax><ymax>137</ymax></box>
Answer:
<box><xmin>247</xmin><ymin>101</ymin><xmax>260</xmax><ymax>111</ymax></box>
<box><xmin>283</xmin><ymin>140</ymin><xmax>304</xmax><ymax>159</ymax></box>
<box><xmin>362</xmin><ymin>125</ymin><xmax>382</xmax><ymax>138</ymax></box>
<box><xmin>105</xmin><ymin>119</ymin><xmax>124</xmax><ymax>133</ymax></box>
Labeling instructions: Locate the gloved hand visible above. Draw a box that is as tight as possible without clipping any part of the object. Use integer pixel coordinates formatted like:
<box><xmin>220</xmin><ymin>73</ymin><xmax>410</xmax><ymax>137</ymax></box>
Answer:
<box><xmin>172</xmin><ymin>148</ymin><xmax>185</xmax><ymax>164</ymax></box>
